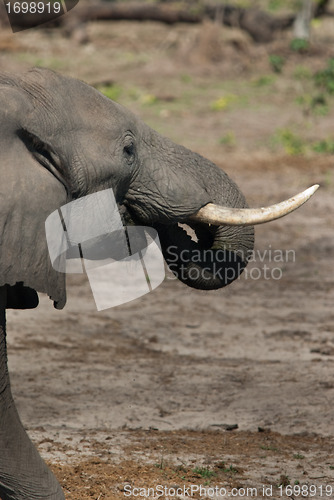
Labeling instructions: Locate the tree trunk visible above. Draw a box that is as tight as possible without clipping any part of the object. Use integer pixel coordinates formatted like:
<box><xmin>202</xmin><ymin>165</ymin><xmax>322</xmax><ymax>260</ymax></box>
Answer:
<box><xmin>1</xmin><ymin>1</ymin><xmax>295</xmax><ymax>43</ymax></box>
<box><xmin>293</xmin><ymin>0</ymin><xmax>313</xmax><ymax>40</ymax></box>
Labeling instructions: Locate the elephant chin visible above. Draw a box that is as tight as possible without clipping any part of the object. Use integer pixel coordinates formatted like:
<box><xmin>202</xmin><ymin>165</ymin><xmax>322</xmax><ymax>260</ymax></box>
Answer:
<box><xmin>154</xmin><ymin>222</ymin><xmax>253</xmax><ymax>290</ymax></box>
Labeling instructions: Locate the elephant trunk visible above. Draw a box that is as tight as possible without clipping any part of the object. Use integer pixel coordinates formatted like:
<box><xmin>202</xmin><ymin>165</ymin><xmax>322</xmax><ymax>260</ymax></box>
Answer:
<box><xmin>154</xmin><ymin>159</ymin><xmax>255</xmax><ymax>289</ymax></box>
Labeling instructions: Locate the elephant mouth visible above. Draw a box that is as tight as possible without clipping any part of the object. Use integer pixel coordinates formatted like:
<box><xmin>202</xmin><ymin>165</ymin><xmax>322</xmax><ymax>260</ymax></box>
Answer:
<box><xmin>154</xmin><ymin>220</ymin><xmax>253</xmax><ymax>290</ymax></box>
<box><xmin>119</xmin><ymin>202</ymin><xmax>252</xmax><ymax>290</ymax></box>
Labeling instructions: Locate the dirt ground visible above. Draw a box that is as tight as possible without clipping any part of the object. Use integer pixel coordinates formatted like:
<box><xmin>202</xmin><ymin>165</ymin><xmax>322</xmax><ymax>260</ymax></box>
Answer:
<box><xmin>1</xmin><ymin>9</ymin><xmax>334</xmax><ymax>500</ymax></box>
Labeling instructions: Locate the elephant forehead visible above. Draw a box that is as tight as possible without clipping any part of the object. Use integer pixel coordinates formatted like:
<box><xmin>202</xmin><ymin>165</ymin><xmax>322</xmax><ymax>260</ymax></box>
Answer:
<box><xmin>20</xmin><ymin>68</ymin><xmax>135</xmax><ymax>134</ymax></box>
<box><xmin>0</xmin><ymin>86</ymin><xmax>33</xmax><ymax>132</ymax></box>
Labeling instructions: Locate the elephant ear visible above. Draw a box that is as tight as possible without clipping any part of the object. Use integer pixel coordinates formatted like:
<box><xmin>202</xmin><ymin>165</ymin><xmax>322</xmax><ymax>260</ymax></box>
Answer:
<box><xmin>0</xmin><ymin>75</ymin><xmax>67</xmax><ymax>309</ymax></box>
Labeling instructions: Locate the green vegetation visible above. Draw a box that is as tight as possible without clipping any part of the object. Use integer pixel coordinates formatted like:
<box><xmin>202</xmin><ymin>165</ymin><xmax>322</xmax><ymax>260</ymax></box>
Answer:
<box><xmin>293</xmin><ymin>65</ymin><xmax>312</xmax><ymax>81</ymax></box>
<box><xmin>269</xmin><ymin>54</ymin><xmax>286</xmax><ymax>74</ymax></box>
<box><xmin>273</xmin><ymin>128</ymin><xmax>306</xmax><ymax>155</ymax></box>
<box><xmin>210</xmin><ymin>94</ymin><xmax>238</xmax><ymax>111</ymax></box>
<box><xmin>97</xmin><ymin>83</ymin><xmax>123</xmax><ymax>102</ymax></box>
<box><xmin>271</xmin><ymin>128</ymin><xmax>334</xmax><ymax>156</ymax></box>
<box><xmin>268</xmin><ymin>0</ymin><xmax>285</xmax><ymax>11</ymax></box>
<box><xmin>192</xmin><ymin>467</ymin><xmax>216</xmax><ymax>478</ymax></box>
<box><xmin>222</xmin><ymin>464</ymin><xmax>238</xmax><ymax>474</ymax></box>
<box><xmin>212</xmin><ymin>0</ymin><xmax>299</xmax><ymax>11</ymax></box>
<box><xmin>314</xmin><ymin>58</ymin><xmax>334</xmax><ymax>95</ymax></box>
<box><xmin>293</xmin><ymin>453</ymin><xmax>305</xmax><ymax>460</ymax></box>
<box><xmin>296</xmin><ymin>93</ymin><xmax>329</xmax><ymax>116</ymax></box>
<box><xmin>260</xmin><ymin>444</ymin><xmax>279</xmax><ymax>451</ymax></box>
<box><xmin>290</xmin><ymin>38</ymin><xmax>310</xmax><ymax>52</ymax></box>
<box><xmin>219</xmin><ymin>131</ymin><xmax>236</xmax><ymax>148</ymax></box>
<box><xmin>180</xmin><ymin>74</ymin><xmax>192</xmax><ymax>84</ymax></box>
<box><xmin>252</xmin><ymin>75</ymin><xmax>276</xmax><ymax>87</ymax></box>
<box><xmin>293</xmin><ymin>58</ymin><xmax>334</xmax><ymax>118</ymax></box>
<box><xmin>141</xmin><ymin>94</ymin><xmax>159</xmax><ymax>106</ymax></box>
<box><xmin>312</xmin><ymin>138</ymin><xmax>334</xmax><ymax>154</ymax></box>
<box><xmin>15</xmin><ymin>53</ymin><xmax>66</xmax><ymax>71</ymax></box>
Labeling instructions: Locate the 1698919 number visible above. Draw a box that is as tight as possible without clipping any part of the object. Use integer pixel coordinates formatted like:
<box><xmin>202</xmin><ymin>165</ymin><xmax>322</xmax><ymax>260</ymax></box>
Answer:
<box><xmin>5</xmin><ymin>2</ymin><xmax>62</xmax><ymax>14</ymax></box>
<box><xmin>279</xmin><ymin>484</ymin><xmax>333</xmax><ymax>497</ymax></box>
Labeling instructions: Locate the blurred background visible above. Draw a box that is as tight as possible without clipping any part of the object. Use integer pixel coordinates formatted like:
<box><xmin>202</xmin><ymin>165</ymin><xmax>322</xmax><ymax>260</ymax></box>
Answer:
<box><xmin>2</xmin><ymin>2</ymin><xmax>334</xmax><ymax>498</ymax></box>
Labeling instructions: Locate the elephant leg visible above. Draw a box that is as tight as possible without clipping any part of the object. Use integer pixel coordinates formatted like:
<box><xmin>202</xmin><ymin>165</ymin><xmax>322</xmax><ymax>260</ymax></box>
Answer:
<box><xmin>0</xmin><ymin>287</ymin><xmax>65</xmax><ymax>500</ymax></box>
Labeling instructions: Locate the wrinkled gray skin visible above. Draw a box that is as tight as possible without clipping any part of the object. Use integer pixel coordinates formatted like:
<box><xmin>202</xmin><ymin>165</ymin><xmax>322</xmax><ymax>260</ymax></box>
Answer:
<box><xmin>0</xmin><ymin>68</ymin><xmax>254</xmax><ymax>499</ymax></box>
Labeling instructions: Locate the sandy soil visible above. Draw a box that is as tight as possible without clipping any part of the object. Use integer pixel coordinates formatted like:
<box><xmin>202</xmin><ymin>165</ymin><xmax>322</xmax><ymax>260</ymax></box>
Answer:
<box><xmin>1</xmin><ymin>13</ymin><xmax>334</xmax><ymax>500</ymax></box>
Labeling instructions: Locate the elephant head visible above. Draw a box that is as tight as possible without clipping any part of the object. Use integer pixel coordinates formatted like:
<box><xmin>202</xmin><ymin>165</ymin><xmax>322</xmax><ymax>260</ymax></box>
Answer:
<box><xmin>0</xmin><ymin>68</ymin><xmax>318</xmax><ymax>500</ymax></box>
<box><xmin>0</xmin><ymin>68</ymin><xmax>317</xmax><ymax>310</ymax></box>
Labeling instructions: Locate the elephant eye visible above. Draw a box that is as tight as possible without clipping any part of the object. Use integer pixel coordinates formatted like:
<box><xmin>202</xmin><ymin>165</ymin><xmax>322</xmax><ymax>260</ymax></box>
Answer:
<box><xmin>123</xmin><ymin>140</ymin><xmax>135</xmax><ymax>164</ymax></box>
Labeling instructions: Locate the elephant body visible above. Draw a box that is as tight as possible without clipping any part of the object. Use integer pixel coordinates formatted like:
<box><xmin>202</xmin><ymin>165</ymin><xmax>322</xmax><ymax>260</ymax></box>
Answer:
<box><xmin>0</xmin><ymin>68</ymin><xmax>314</xmax><ymax>499</ymax></box>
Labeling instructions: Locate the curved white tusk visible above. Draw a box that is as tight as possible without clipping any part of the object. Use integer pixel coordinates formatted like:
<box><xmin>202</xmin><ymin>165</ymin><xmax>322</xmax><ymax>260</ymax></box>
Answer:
<box><xmin>189</xmin><ymin>184</ymin><xmax>319</xmax><ymax>226</ymax></box>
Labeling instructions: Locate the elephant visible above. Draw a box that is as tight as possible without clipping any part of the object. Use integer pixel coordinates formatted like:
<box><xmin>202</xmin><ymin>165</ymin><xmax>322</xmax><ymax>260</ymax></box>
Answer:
<box><xmin>0</xmin><ymin>68</ymin><xmax>318</xmax><ymax>500</ymax></box>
